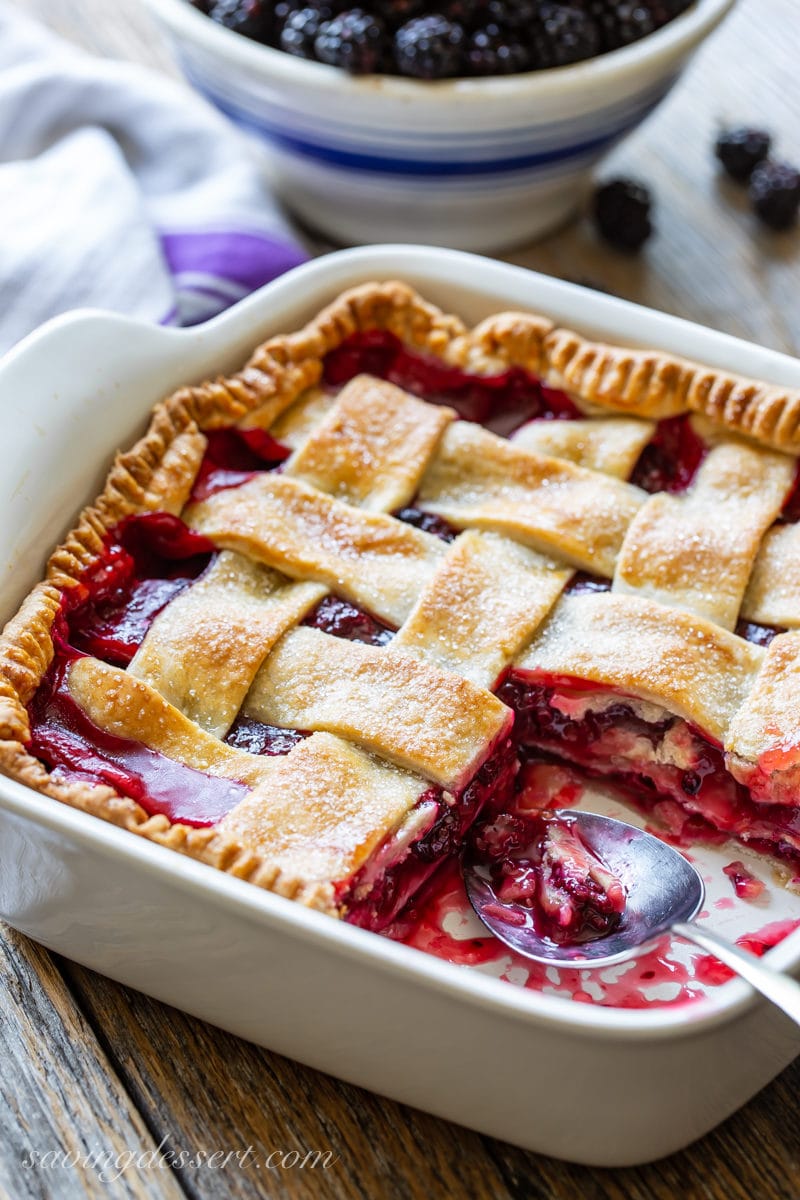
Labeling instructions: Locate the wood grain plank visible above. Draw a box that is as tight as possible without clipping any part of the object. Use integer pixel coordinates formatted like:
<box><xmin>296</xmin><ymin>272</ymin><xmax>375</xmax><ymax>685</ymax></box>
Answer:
<box><xmin>61</xmin><ymin>960</ymin><xmax>513</xmax><ymax>1200</ymax></box>
<box><xmin>0</xmin><ymin>926</ymin><xmax>186</xmax><ymax>1200</ymax></box>
<box><xmin>52</xmin><ymin>958</ymin><xmax>800</xmax><ymax>1200</ymax></box>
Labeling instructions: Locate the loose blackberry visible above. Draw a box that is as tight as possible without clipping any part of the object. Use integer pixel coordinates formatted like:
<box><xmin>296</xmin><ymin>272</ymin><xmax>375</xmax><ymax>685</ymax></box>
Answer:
<box><xmin>715</xmin><ymin>127</ymin><xmax>772</xmax><ymax>182</ymax></box>
<box><xmin>466</xmin><ymin>23</ymin><xmax>530</xmax><ymax>74</ymax></box>
<box><xmin>207</xmin><ymin>0</ymin><xmax>274</xmax><ymax>41</ymax></box>
<box><xmin>315</xmin><ymin>9</ymin><xmax>390</xmax><ymax>72</ymax></box>
<box><xmin>394</xmin><ymin>14</ymin><xmax>466</xmax><ymax>79</ymax></box>
<box><xmin>588</xmin><ymin>1</ymin><xmax>655</xmax><ymax>52</ymax></box>
<box><xmin>749</xmin><ymin>161</ymin><xmax>800</xmax><ymax>231</ymax></box>
<box><xmin>281</xmin><ymin>6</ymin><xmax>329</xmax><ymax>56</ymax></box>
<box><xmin>536</xmin><ymin>3</ymin><xmax>600</xmax><ymax>68</ymax></box>
<box><xmin>592</xmin><ymin>177</ymin><xmax>653</xmax><ymax>251</ymax></box>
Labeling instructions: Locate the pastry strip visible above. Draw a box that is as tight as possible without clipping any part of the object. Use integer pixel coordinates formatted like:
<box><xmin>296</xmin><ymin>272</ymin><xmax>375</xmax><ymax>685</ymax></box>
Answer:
<box><xmin>394</xmin><ymin>530</ymin><xmax>572</xmax><ymax>689</ymax></box>
<box><xmin>270</xmin><ymin>387</ymin><xmax>334</xmax><ymax>450</ymax></box>
<box><xmin>245</xmin><ymin>625</ymin><xmax>512</xmax><ymax>791</ymax></box>
<box><xmin>68</xmin><ymin>658</ymin><xmax>427</xmax><ymax>884</ymax></box>
<box><xmin>416</xmin><ymin>421</ymin><xmax>644</xmax><ymax>576</ymax></box>
<box><xmin>613</xmin><ymin>441</ymin><xmax>795</xmax><ymax>629</ymax></box>
<box><xmin>128</xmin><ymin>552</ymin><xmax>326</xmax><ymax>737</ymax></box>
<box><xmin>725</xmin><ymin>631</ymin><xmax>800</xmax><ymax>802</ymax></box>
<box><xmin>185</xmin><ymin>474</ymin><xmax>446</xmax><ymax>626</ymax></box>
<box><xmin>218</xmin><ymin>732</ymin><xmax>428</xmax><ymax>887</ymax></box>
<box><xmin>516</xmin><ymin>591</ymin><xmax>764</xmax><ymax>743</ymax></box>
<box><xmin>510</xmin><ymin>417</ymin><xmax>654</xmax><ymax>480</ymax></box>
<box><xmin>742</xmin><ymin>523</ymin><xmax>800</xmax><ymax>629</ymax></box>
<box><xmin>285</xmin><ymin>374</ymin><xmax>454</xmax><ymax>512</ymax></box>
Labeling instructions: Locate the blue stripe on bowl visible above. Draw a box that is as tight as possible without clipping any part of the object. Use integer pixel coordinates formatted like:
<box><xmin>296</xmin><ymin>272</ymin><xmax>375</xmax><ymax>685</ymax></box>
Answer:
<box><xmin>181</xmin><ymin>50</ymin><xmax>679</xmax><ymax>152</ymax></box>
<box><xmin>197</xmin><ymin>86</ymin><xmax>665</xmax><ymax>178</ymax></box>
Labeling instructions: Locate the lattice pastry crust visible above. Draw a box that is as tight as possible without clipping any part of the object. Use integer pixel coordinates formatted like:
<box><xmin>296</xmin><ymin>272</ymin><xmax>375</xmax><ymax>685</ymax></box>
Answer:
<box><xmin>2</xmin><ymin>280</ymin><xmax>800</xmax><ymax>916</ymax></box>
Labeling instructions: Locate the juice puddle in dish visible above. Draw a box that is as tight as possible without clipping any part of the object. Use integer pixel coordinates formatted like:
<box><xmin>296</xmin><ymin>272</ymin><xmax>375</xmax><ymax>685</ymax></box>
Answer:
<box><xmin>384</xmin><ymin>766</ymin><xmax>800</xmax><ymax>1009</ymax></box>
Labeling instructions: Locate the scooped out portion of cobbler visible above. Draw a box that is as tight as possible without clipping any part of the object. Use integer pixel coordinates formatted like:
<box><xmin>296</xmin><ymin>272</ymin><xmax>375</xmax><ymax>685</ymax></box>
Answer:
<box><xmin>473</xmin><ymin>810</ymin><xmax>627</xmax><ymax>944</ymax></box>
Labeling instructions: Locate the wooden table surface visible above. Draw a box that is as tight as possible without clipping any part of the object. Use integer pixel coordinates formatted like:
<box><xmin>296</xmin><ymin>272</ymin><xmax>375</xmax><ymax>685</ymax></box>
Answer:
<box><xmin>4</xmin><ymin>1</ymin><xmax>800</xmax><ymax>1197</ymax></box>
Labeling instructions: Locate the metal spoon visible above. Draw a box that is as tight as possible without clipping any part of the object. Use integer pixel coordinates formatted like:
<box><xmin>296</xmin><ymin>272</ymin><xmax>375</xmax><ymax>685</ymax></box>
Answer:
<box><xmin>464</xmin><ymin>810</ymin><xmax>800</xmax><ymax>1025</ymax></box>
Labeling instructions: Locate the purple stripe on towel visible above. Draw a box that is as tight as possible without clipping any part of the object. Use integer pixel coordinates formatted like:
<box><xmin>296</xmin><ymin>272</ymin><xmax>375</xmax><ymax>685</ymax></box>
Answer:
<box><xmin>159</xmin><ymin>303</ymin><xmax>180</xmax><ymax>326</ymax></box>
<box><xmin>160</xmin><ymin>230</ymin><xmax>307</xmax><ymax>295</ymax></box>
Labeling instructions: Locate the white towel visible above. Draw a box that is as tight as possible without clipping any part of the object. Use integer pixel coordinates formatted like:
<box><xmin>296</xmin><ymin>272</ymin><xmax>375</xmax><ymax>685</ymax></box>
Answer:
<box><xmin>0</xmin><ymin>2</ymin><xmax>308</xmax><ymax>354</ymax></box>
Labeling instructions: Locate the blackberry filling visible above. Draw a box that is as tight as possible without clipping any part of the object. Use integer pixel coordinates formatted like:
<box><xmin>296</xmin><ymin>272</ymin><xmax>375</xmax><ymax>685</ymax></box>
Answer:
<box><xmin>66</xmin><ymin>514</ymin><xmax>215</xmax><ymax>665</ymax></box>
<box><xmin>499</xmin><ymin>673</ymin><xmax>800</xmax><ymax>869</ymax></box>
<box><xmin>322</xmin><ymin>329</ymin><xmax>581</xmax><ymax>435</ymax></box>
<box><xmin>29</xmin><ymin>637</ymin><xmax>248</xmax><ymax>829</ymax></box>
<box><xmin>343</xmin><ymin>736</ymin><xmax>518</xmax><ymax>931</ymax></box>
<box><xmin>472</xmin><ymin>810</ymin><xmax>626</xmax><ymax>944</ymax></box>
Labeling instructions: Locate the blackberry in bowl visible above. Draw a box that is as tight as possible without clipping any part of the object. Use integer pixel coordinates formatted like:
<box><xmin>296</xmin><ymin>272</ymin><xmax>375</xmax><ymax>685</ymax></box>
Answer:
<box><xmin>196</xmin><ymin>1</ymin><xmax>697</xmax><ymax>78</ymax></box>
<box><xmin>143</xmin><ymin>0</ymin><xmax>735</xmax><ymax>249</ymax></box>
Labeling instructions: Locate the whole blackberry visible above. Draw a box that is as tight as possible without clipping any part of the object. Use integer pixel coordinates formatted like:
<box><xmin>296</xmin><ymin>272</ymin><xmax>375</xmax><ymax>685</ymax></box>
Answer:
<box><xmin>281</xmin><ymin>6</ymin><xmax>329</xmax><ymax>56</ymax></box>
<box><xmin>588</xmin><ymin>1</ymin><xmax>655</xmax><ymax>52</ymax></box>
<box><xmin>536</xmin><ymin>3</ymin><xmax>600</xmax><ymax>68</ymax></box>
<box><xmin>273</xmin><ymin>0</ymin><xmax>308</xmax><ymax>30</ymax></box>
<box><xmin>715</xmin><ymin>128</ymin><xmax>772</xmax><ymax>182</ymax></box>
<box><xmin>592</xmin><ymin>177</ymin><xmax>654</xmax><ymax>251</ymax></box>
<box><xmin>207</xmin><ymin>0</ymin><xmax>274</xmax><ymax>41</ymax></box>
<box><xmin>315</xmin><ymin>9</ymin><xmax>390</xmax><ymax>72</ymax></box>
<box><xmin>394</xmin><ymin>14</ymin><xmax>466</xmax><ymax>79</ymax></box>
<box><xmin>749</xmin><ymin>161</ymin><xmax>800</xmax><ymax>231</ymax></box>
<box><xmin>201</xmin><ymin>0</ymin><xmax>691</xmax><ymax>73</ymax></box>
<box><xmin>466</xmin><ymin>23</ymin><xmax>530</xmax><ymax>74</ymax></box>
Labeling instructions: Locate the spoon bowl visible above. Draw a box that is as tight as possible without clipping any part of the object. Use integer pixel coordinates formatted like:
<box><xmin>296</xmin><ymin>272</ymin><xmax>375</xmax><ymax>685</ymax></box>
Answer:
<box><xmin>464</xmin><ymin>809</ymin><xmax>800</xmax><ymax>1030</ymax></box>
<box><xmin>464</xmin><ymin>810</ymin><xmax>705</xmax><ymax>967</ymax></box>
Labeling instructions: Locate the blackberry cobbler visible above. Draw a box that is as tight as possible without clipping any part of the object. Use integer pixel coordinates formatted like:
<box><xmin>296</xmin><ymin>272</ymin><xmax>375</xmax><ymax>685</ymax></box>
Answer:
<box><xmin>3</xmin><ymin>281</ymin><xmax>800</xmax><ymax>935</ymax></box>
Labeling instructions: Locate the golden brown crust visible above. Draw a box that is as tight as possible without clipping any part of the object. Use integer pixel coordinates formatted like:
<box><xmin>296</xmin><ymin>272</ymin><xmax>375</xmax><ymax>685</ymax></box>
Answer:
<box><xmin>612</xmin><ymin>441</ymin><xmax>795</xmax><ymax>631</ymax></box>
<box><xmin>3</xmin><ymin>277</ymin><xmax>800</xmax><ymax>907</ymax></box>
<box><xmin>416</xmin><ymin>420</ymin><xmax>645</xmax><ymax>577</ymax></box>
<box><xmin>393</xmin><ymin>531</ymin><xmax>571</xmax><ymax>690</ymax></box>
<box><xmin>285</xmin><ymin>374</ymin><xmax>455</xmax><ymax>512</ymax></box>
<box><xmin>0</xmin><ymin>318</ymin><xmax>346</xmax><ymax>906</ymax></box>
<box><xmin>0</xmin><ymin>734</ymin><xmax>336</xmax><ymax>910</ymax></box>
<box><xmin>185</xmin><ymin>473</ymin><xmax>447</xmax><ymax>627</ymax></box>
<box><xmin>245</xmin><ymin>625</ymin><xmax>512</xmax><ymax>791</ymax></box>
<box><xmin>540</xmin><ymin>326</ymin><xmax>800</xmax><ymax>451</ymax></box>
<box><xmin>516</xmin><ymin>591</ymin><xmax>764</xmax><ymax>745</ymax></box>
<box><xmin>510</xmin><ymin>416</ymin><xmax>655</xmax><ymax>479</ymax></box>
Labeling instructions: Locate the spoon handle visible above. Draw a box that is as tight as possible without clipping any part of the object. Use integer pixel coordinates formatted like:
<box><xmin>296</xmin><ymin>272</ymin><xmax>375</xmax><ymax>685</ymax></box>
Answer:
<box><xmin>673</xmin><ymin>922</ymin><xmax>800</xmax><ymax>1027</ymax></box>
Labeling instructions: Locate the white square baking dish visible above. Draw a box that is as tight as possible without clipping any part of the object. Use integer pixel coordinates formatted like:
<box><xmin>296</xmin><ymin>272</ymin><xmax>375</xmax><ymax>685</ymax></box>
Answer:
<box><xmin>1</xmin><ymin>246</ymin><xmax>799</xmax><ymax>1167</ymax></box>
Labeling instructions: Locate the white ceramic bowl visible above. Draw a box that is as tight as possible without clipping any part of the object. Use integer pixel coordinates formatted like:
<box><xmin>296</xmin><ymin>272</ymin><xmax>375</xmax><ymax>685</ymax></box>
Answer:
<box><xmin>3</xmin><ymin>246</ymin><xmax>800</xmax><ymax>1166</ymax></box>
<box><xmin>142</xmin><ymin>0</ymin><xmax>735</xmax><ymax>251</ymax></box>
